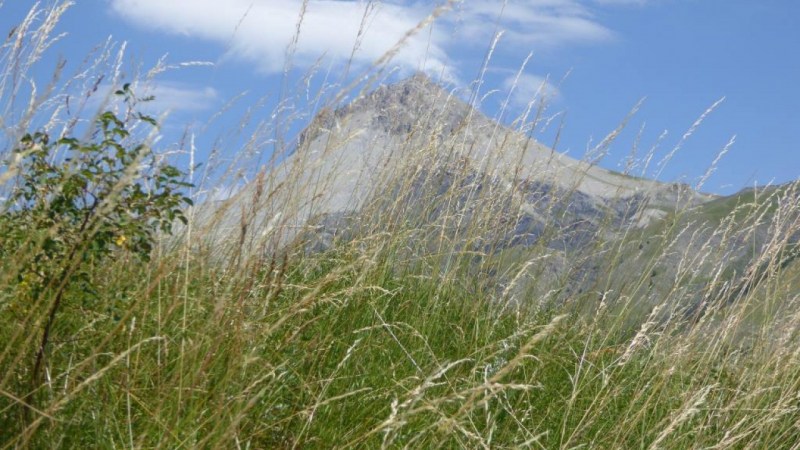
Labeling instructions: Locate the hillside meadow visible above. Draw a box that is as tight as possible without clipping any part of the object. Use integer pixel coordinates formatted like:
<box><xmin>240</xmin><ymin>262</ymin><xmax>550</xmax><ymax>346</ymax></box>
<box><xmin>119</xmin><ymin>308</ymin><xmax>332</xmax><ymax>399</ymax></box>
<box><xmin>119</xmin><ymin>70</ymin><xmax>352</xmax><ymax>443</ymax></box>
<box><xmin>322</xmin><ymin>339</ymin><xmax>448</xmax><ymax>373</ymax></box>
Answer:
<box><xmin>2</xmin><ymin>3</ymin><xmax>800</xmax><ymax>448</ymax></box>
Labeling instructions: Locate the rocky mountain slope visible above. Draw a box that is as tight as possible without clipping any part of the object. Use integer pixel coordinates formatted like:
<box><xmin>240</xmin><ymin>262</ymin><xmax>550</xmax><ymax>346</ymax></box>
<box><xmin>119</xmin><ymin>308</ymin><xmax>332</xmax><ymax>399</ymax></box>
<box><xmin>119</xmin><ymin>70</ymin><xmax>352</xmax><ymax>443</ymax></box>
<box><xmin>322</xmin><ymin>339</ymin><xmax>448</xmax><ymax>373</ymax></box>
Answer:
<box><xmin>239</xmin><ymin>74</ymin><xmax>713</xmax><ymax>246</ymax></box>
<box><xmin>209</xmin><ymin>74</ymin><xmax>800</xmax><ymax>328</ymax></box>
<box><xmin>287</xmin><ymin>74</ymin><xmax>711</xmax><ymax>213</ymax></box>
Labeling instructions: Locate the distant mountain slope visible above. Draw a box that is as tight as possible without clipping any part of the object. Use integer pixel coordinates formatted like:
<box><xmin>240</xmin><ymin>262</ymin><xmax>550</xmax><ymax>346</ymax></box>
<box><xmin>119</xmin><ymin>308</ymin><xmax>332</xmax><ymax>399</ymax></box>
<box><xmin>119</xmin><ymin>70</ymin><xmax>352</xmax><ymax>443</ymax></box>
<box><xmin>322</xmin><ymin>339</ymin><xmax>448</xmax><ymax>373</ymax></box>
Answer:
<box><xmin>217</xmin><ymin>74</ymin><xmax>714</xmax><ymax>249</ymax></box>
<box><xmin>210</xmin><ymin>75</ymin><xmax>800</xmax><ymax>320</ymax></box>
<box><xmin>277</xmin><ymin>74</ymin><xmax>713</xmax><ymax>217</ymax></box>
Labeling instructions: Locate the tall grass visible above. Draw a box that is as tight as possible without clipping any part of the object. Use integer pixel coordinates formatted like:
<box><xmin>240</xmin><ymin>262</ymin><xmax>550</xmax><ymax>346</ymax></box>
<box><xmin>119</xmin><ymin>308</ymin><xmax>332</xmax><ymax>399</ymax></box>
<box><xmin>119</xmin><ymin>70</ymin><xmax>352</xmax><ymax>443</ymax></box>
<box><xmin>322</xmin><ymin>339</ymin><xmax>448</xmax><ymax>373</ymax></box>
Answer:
<box><xmin>2</xmin><ymin>2</ymin><xmax>800</xmax><ymax>448</ymax></box>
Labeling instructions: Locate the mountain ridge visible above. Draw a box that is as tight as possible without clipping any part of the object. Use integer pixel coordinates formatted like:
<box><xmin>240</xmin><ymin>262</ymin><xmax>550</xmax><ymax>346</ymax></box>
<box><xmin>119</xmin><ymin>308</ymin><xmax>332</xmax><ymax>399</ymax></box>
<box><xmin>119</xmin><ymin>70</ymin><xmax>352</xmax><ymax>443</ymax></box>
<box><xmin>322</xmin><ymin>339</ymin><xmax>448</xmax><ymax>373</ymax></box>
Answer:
<box><xmin>278</xmin><ymin>74</ymin><xmax>716</xmax><ymax>221</ymax></box>
<box><xmin>210</xmin><ymin>74</ymin><xmax>724</xmax><ymax>257</ymax></box>
<box><xmin>201</xmin><ymin>73</ymin><xmax>800</xmax><ymax>330</ymax></box>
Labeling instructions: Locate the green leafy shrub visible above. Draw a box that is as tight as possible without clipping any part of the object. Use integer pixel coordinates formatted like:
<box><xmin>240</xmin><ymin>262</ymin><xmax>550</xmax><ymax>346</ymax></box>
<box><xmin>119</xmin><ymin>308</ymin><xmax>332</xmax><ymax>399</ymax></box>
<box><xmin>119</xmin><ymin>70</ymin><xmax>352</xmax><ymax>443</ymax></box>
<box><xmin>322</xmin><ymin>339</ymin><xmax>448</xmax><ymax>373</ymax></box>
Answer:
<box><xmin>0</xmin><ymin>93</ymin><xmax>192</xmax><ymax>394</ymax></box>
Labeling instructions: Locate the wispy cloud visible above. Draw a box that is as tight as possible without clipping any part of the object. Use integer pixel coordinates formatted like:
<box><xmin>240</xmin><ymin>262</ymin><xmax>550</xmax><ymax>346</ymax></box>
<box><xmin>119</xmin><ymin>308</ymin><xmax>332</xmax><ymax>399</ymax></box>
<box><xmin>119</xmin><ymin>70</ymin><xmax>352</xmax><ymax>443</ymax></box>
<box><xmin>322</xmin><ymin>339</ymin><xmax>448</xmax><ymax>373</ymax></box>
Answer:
<box><xmin>87</xmin><ymin>81</ymin><xmax>219</xmax><ymax>116</ymax></box>
<box><xmin>140</xmin><ymin>82</ymin><xmax>220</xmax><ymax>114</ymax></box>
<box><xmin>109</xmin><ymin>0</ymin><xmax>450</xmax><ymax>79</ymax></box>
<box><xmin>446</xmin><ymin>1</ymin><xmax>614</xmax><ymax>48</ymax></box>
<box><xmin>502</xmin><ymin>73</ymin><xmax>562</xmax><ymax>110</ymax></box>
<box><xmin>108</xmin><ymin>1</ymin><xmax>646</xmax><ymax>84</ymax></box>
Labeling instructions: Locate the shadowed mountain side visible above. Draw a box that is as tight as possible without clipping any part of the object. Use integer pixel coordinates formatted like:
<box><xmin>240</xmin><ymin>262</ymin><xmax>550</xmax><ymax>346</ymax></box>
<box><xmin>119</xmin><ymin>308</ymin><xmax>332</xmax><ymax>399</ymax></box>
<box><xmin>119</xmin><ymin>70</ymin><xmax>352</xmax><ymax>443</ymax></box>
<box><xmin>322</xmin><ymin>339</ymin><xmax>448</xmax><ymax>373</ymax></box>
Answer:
<box><xmin>582</xmin><ymin>182</ymin><xmax>800</xmax><ymax>335</ymax></box>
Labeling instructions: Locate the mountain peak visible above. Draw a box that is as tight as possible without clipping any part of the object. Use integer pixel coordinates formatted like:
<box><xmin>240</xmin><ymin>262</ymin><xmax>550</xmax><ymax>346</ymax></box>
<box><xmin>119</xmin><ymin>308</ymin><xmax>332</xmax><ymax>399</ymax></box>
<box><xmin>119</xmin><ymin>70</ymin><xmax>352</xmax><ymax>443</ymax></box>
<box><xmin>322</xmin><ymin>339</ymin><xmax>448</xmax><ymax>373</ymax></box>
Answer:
<box><xmin>340</xmin><ymin>73</ymin><xmax>471</xmax><ymax>137</ymax></box>
<box><xmin>357</xmin><ymin>73</ymin><xmax>454</xmax><ymax>108</ymax></box>
<box><xmin>382</xmin><ymin>73</ymin><xmax>447</xmax><ymax>99</ymax></box>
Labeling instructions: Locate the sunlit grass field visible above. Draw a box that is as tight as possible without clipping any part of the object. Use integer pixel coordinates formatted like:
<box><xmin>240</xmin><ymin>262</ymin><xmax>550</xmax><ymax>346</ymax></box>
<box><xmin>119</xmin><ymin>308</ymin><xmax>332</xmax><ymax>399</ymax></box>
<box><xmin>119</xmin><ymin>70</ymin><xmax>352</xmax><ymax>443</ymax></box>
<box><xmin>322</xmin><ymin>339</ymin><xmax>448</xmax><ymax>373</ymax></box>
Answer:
<box><xmin>2</xmin><ymin>3</ymin><xmax>800</xmax><ymax>448</ymax></box>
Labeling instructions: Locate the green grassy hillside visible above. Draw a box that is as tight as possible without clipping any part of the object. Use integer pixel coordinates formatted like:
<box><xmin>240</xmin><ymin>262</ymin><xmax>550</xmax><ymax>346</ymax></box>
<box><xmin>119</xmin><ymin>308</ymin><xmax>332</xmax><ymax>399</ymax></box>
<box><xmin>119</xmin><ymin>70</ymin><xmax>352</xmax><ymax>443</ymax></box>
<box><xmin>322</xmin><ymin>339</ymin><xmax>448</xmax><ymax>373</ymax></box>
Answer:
<box><xmin>3</xmin><ymin>3</ymin><xmax>800</xmax><ymax>448</ymax></box>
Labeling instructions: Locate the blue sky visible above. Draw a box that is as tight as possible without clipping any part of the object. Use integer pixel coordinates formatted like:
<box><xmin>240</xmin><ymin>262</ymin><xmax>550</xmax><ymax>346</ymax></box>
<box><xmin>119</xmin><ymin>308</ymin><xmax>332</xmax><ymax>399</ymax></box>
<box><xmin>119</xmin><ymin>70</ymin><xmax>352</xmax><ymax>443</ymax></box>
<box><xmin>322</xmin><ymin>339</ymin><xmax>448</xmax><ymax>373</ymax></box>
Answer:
<box><xmin>2</xmin><ymin>1</ymin><xmax>798</xmax><ymax>194</ymax></box>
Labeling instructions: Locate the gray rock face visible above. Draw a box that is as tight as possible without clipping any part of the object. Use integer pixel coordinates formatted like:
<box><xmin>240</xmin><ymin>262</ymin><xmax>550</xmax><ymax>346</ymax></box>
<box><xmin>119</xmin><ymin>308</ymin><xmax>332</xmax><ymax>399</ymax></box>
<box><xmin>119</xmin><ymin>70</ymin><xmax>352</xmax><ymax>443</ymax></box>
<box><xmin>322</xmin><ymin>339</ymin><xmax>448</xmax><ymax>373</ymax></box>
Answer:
<box><xmin>213</xmin><ymin>74</ymin><xmax>721</xmax><ymax>289</ymax></box>
<box><xmin>274</xmin><ymin>74</ymin><xmax>712</xmax><ymax>234</ymax></box>
<box><xmin>202</xmin><ymin>74</ymin><xmax>800</xmax><ymax>337</ymax></box>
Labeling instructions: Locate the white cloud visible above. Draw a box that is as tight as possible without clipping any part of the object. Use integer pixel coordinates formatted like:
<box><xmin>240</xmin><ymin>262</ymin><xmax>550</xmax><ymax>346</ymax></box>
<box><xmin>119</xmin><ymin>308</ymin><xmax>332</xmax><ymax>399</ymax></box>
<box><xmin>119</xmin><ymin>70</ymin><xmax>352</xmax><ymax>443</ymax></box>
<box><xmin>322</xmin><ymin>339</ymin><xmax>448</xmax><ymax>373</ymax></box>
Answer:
<box><xmin>109</xmin><ymin>0</ymin><xmax>451</xmax><ymax>79</ymax></box>
<box><xmin>109</xmin><ymin>1</ymin><xmax>644</xmax><ymax>83</ymax></box>
<box><xmin>139</xmin><ymin>82</ymin><xmax>219</xmax><ymax>114</ymax></box>
<box><xmin>502</xmin><ymin>73</ymin><xmax>562</xmax><ymax>109</ymax></box>
<box><xmin>446</xmin><ymin>1</ymin><xmax>614</xmax><ymax>47</ymax></box>
<box><xmin>87</xmin><ymin>81</ymin><xmax>219</xmax><ymax>116</ymax></box>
